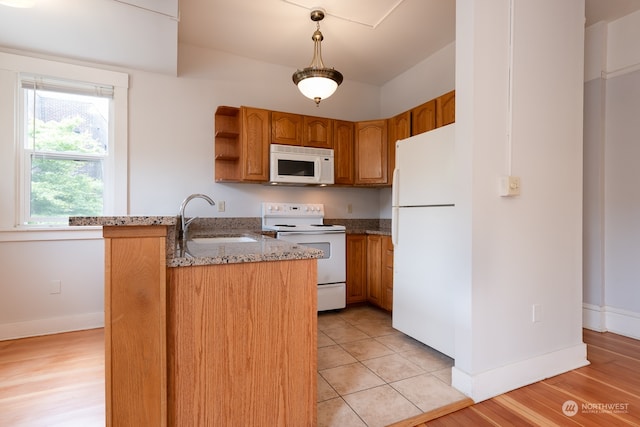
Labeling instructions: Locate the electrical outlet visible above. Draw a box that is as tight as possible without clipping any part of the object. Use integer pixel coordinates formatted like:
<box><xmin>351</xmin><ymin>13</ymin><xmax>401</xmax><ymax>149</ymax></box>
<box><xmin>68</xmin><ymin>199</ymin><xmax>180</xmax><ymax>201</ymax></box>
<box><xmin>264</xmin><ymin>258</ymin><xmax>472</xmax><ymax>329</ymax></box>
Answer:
<box><xmin>347</xmin><ymin>204</ymin><xmax>353</xmax><ymax>214</ymax></box>
<box><xmin>218</xmin><ymin>201</ymin><xmax>225</xmax><ymax>212</ymax></box>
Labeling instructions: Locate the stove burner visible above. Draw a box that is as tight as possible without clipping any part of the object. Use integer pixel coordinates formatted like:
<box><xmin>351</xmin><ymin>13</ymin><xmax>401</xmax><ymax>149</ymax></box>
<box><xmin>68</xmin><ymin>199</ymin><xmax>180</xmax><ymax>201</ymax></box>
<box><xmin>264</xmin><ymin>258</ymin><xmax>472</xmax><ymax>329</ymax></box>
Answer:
<box><xmin>274</xmin><ymin>224</ymin><xmax>296</xmax><ymax>227</ymax></box>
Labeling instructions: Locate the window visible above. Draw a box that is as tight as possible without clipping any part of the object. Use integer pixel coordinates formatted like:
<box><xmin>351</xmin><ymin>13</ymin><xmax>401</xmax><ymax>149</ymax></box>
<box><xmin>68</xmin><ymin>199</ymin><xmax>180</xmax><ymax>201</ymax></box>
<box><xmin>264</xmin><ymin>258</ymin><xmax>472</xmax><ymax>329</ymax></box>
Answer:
<box><xmin>20</xmin><ymin>76</ymin><xmax>113</xmax><ymax>225</ymax></box>
<box><xmin>0</xmin><ymin>51</ymin><xmax>128</xmax><ymax>234</ymax></box>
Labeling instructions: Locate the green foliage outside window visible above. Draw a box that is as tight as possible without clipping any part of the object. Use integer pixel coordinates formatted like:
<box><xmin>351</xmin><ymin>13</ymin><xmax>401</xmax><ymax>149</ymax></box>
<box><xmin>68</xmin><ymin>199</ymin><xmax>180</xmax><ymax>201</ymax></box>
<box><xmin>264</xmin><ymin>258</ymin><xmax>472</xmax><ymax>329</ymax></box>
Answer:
<box><xmin>28</xmin><ymin>116</ymin><xmax>105</xmax><ymax>221</ymax></box>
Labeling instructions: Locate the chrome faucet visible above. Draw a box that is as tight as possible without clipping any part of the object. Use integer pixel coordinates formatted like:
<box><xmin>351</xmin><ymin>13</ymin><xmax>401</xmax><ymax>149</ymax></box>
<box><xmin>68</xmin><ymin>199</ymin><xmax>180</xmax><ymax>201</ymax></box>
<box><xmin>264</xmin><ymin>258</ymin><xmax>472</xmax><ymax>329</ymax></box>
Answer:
<box><xmin>177</xmin><ymin>193</ymin><xmax>215</xmax><ymax>241</ymax></box>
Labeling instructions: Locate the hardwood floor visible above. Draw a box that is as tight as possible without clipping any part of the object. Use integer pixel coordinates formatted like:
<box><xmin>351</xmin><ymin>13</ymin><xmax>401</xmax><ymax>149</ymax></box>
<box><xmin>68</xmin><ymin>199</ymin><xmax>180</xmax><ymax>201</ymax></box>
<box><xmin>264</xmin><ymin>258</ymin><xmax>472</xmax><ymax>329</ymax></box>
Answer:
<box><xmin>0</xmin><ymin>328</ymin><xmax>638</xmax><ymax>426</ymax></box>
<box><xmin>402</xmin><ymin>329</ymin><xmax>640</xmax><ymax>426</ymax></box>
<box><xmin>0</xmin><ymin>328</ymin><xmax>105</xmax><ymax>426</ymax></box>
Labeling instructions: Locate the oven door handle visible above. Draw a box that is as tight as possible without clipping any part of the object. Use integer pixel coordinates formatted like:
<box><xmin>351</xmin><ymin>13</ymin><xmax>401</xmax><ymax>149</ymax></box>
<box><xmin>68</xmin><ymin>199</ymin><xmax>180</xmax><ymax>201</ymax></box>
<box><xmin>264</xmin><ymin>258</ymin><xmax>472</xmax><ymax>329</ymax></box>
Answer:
<box><xmin>277</xmin><ymin>231</ymin><xmax>344</xmax><ymax>236</ymax></box>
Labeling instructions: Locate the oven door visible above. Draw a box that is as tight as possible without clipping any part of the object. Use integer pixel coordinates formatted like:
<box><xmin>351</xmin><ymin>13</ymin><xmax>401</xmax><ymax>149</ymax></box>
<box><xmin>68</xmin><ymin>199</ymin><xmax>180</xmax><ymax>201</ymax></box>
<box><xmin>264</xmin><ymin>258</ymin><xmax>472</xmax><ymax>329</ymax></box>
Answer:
<box><xmin>275</xmin><ymin>231</ymin><xmax>345</xmax><ymax>284</ymax></box>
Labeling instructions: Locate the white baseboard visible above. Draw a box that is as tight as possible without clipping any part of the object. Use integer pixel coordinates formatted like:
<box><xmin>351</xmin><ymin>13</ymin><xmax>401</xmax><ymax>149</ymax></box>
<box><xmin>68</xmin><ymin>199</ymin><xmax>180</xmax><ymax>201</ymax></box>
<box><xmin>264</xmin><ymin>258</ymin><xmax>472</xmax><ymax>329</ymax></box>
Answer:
<box><xmin>451</xmin><ymin>343</ymin><xmax>589</xmax><ymax>403</ymax></box>
<box><xmin>582</xmin><ymin>304</ymin><xmax>640</xmax><ymax>339</ymax></box>
<box><xmin>0</xmin><ymin>312</ymin><xmax>104</xmax><ymax>341</ymax></box>
<box><xmin>582</xmin><ymin>303</ymin><xmax>607</xmax><ymax>331</ymax></box>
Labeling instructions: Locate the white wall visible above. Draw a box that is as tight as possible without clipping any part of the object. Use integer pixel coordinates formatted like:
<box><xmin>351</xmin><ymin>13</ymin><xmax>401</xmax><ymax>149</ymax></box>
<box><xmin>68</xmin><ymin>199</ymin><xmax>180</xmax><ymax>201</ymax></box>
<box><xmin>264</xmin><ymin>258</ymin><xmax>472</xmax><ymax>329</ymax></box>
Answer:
<box><xmin>0</xmin><ymin>0</ymin><xmax>178</xmax><ymax>75</ymax></box>
<box><xmin>452</xmin><ymin>0</ymin><xmax>588</xmax><ymax>402</ymax></box>
<box><xmin>583</xmin><ymin>12</ymin><xmax>640</xmax><ymax>338</ymax></box>
<box><xmin>380</xmin><ymin>42</ymin><xmax>456</xmax><ymax>118</ymax></box>
<box><xmin>0</xmin><ymin>42</ymin><xmax>393</xmax><ymax>339</ymax></box>
<box><xmin>0</xmin><ymin>237</ymin><xmax>104</xmax><ymax>339</ymax></box>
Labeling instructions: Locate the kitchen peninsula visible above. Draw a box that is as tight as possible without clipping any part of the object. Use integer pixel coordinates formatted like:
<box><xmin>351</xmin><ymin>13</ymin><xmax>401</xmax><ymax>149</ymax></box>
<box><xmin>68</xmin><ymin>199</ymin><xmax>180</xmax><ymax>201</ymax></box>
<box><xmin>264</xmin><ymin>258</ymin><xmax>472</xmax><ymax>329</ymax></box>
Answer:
<box><xmin>70</xmin><ymin>216</ymin><xmax>322</xmax><ymax>426</ymax></box>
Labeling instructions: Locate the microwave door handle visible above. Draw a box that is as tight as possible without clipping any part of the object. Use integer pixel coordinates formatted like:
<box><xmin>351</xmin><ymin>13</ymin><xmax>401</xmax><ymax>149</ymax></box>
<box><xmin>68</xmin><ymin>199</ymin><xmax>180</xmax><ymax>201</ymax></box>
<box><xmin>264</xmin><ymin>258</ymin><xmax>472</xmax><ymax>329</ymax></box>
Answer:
<box><xmin>314</xmin><ymin>158</ymin><xmax>321</xmax><ymax>183</ymax></box>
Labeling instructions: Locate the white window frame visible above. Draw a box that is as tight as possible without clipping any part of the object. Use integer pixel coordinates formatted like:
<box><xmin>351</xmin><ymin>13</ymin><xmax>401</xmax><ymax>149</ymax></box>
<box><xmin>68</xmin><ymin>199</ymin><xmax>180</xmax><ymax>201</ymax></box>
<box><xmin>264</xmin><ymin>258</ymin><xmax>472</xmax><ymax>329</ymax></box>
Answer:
<box><xmin>0</xmin><ymin>51</ymin><xmax>128</xmax><ymax>240</ymax></box>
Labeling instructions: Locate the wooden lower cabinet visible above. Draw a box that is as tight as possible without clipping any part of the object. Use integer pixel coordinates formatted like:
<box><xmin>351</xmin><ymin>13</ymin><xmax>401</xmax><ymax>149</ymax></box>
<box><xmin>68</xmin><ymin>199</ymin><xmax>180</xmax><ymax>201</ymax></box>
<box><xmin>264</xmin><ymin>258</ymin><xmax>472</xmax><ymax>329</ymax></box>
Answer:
<box><xmin>346</xmin><ymin>234</ymin><xmax>367</xmax><ymax>304</ymax></box>
<box><xmin>382</xmin><ymin>236</ymin><xmax>394</xmax><ymax>311</ymax></box>
<box><xmin>366</xmin><ymin>235</ymin><xmax>383</xmax><ymax>307</ymax></box>
<box><xmin>167</xmin><ymin>259</ymin><xmax>317</xmax><ymax>426</ymax></box>
<box><xmin>366</xmin><ymin>235</ymin><xmax>394</xmax><ymax>311</ymax></box>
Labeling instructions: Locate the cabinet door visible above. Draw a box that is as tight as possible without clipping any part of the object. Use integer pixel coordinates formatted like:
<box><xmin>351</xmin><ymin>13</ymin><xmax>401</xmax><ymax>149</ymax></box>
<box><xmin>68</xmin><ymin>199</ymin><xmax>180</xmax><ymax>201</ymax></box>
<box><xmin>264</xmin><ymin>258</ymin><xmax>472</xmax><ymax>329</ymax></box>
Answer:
<box><xmin>366</xmin><ymin>235</ymin><xmax>383</xmax><ymax>306</ymax></box>
<box><xmin>387</xmin><ymin>111</ymin><xmax>411</xmax><ymax>185</ymax></box>
<box><xmin>346</xmin><ymin>234</ymin><xmax>367</xmax><ymax>304</ymax></box>
<box><xmin>355</xmin><ymin>119</ymin><xmax>388</xmax><ymax>185</ymax></box>
<box><xmin>272</xmin><ymin>111</ymin><xmax>303</xmax><ymax>146</ymax></box>
<box><xmin>436</xmin><ymin>90</ymin><xmax>456</xmax><ymax>128</ymax></box>
<box><xmin>333</xmin><ymin>120</ymin><xmax>354</xmax><ymax>185</ymax></box>
<box><xmin>411</xmin><ymin>99</ymin><xmax>436</xmax><ymax>135</ymax></box>
<box><xmin>381</xmin><ymin>236</ymin><xmax>394</xmax><ymax>311</ymax></box>
<box><xmin>241</xmin><ymin>107</ymin><xmax>270</xmax><ymax>181</ymax></box>
<box><xmin>304</xmin><ymin>116</ymin><xmax>333</xmax><ymax>149</ymax></box>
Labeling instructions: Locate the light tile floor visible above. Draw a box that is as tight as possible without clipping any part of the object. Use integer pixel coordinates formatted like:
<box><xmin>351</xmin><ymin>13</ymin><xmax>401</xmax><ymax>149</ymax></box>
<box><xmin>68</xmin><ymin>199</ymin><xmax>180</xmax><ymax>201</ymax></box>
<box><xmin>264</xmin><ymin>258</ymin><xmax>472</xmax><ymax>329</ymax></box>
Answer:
<box><xmin>317</xmin><ymin>305</ymin><xmax>467</xmax><ymax>427</ymax></box>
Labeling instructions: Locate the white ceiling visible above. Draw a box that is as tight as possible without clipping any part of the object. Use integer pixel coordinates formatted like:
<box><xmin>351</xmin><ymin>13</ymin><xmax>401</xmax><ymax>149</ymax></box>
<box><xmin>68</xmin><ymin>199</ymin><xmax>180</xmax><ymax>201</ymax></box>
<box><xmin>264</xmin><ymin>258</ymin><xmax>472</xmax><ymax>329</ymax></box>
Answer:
<box><xmin>178</xmin><ymin>0</ymin><xmax>456</xmax><ymax>86</ymax></box>
<box><xmin>0</xmin><ymin>0</ymin><xmax>639</xmax><ymax>83</ymax></box>
<box><xmin>178</xmin><ymin>0</ymin><xmax>640</xmax><ymax>85</ymax></box>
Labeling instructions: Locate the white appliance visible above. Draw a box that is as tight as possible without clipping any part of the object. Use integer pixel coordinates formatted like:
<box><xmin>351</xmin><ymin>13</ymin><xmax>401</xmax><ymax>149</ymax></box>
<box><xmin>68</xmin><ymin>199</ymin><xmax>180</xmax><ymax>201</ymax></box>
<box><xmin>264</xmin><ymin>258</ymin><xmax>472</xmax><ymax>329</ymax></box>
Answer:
<box><xmin>262</xmin><ymin>202</ymin><xmax>346</xmax><ymax>311</ymax></box>
<box><xmin>270</xmin><ymin>144</ymin><xmax>335</xmax><ymax>185</ymax></box>
<box><xmin>391</xmin><ymin>123</ymin><xmax>457</xmax><ymax>358</ymax></box>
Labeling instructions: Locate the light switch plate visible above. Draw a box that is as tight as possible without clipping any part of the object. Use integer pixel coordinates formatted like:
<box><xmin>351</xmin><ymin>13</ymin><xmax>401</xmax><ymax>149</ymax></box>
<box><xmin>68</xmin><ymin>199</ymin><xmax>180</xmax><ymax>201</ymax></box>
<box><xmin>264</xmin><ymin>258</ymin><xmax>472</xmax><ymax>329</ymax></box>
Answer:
<box><xmin>499</xmin><ymin>176</ymin><xmax>521</xmax><ymax>197</ymax></box>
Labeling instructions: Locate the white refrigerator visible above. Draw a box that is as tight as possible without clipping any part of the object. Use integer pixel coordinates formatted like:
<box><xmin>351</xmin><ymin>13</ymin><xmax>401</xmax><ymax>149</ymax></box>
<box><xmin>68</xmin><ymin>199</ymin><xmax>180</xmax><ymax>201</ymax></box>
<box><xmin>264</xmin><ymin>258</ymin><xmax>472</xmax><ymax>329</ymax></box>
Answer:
<box><xmin>391</xmin><ymin>123</ymin><xmax>456</xmax><ymax>358</ymax></box>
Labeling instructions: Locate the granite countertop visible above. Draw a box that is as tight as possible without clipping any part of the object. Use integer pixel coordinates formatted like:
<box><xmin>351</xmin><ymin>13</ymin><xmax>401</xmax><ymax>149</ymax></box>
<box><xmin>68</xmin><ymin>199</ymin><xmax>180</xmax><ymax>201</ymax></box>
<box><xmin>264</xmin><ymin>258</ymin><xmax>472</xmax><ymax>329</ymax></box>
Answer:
<box><xmin>69</xmin><ymin>216</ymin><xmax>322</xmax><ymax>267</ymax></box>
<box><xmin>171</xmin><ymin>232</ymin><xmax>322</xmax><ymax>267</ymax></box>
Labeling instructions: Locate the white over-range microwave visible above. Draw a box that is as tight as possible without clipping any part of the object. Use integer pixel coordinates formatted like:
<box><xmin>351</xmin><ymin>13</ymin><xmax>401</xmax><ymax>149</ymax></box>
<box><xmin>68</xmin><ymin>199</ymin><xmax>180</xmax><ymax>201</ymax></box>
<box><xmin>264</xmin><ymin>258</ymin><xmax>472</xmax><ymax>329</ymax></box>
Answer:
<box><xmin>269</xmin><ymin>144</ymin><xmax>334</xmax><ymax>185</ymax></box>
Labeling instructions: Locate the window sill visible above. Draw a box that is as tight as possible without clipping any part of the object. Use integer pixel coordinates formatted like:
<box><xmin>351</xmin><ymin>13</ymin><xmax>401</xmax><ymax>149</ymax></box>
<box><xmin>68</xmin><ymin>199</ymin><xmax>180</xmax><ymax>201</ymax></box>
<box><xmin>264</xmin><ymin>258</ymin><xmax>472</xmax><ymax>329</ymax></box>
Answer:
<box><xmin>0</xmin><ymin>226</ymin><xmax>103</xmax><ymax>242</ymax></box>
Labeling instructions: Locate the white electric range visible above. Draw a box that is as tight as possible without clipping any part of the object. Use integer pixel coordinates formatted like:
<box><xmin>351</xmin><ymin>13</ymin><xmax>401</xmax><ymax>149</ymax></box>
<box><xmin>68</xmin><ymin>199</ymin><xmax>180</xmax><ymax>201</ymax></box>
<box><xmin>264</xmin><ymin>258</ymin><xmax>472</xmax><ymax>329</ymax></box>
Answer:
<box><xmin>262</xmin><ymin>202</ymin><xmax>346</xmax><ymax>311</ymax></box>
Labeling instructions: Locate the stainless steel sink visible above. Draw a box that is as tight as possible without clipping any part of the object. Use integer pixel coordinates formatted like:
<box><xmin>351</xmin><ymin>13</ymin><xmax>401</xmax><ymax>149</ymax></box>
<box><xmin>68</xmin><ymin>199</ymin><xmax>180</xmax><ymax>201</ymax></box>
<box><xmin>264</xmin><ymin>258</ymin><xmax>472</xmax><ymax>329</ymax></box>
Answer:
<box><xmin>189</xmin><ymin>236</ymin><xmax>257</xmax><ymax>244</ymax></box>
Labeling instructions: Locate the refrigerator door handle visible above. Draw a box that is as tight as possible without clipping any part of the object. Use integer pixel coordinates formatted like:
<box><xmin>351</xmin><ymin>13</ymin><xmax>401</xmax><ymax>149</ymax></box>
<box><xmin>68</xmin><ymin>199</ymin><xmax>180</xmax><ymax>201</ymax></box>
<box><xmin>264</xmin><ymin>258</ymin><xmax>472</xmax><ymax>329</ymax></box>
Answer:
<box><xmin>392</xmin><ymin>168</ymin><xmax>400</xmax><ymax>207</ymax></box>
<box><xmin>392</xmin><ymin>206</ymin><xmax>398</xmax><ymax>246</ymax></box>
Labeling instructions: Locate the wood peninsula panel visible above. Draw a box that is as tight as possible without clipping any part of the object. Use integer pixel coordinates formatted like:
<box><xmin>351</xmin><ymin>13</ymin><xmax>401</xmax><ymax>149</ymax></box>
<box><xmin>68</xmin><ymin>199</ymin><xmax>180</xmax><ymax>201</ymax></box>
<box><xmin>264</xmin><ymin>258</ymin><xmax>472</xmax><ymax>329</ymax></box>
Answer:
<box><xmin>167</xmin><ymin>259</ymin><xmax>317</xmax><ymax>426</ymax></box>
<box><xmin>103</xmin><ymin>225</ymin><xmax>167</xmax><ymax>427</ymax></box>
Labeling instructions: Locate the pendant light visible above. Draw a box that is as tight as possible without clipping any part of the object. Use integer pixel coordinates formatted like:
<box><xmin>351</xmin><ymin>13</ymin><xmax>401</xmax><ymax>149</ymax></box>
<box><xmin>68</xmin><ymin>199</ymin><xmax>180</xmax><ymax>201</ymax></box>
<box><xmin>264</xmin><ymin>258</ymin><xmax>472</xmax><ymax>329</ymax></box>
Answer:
<box><xmin>292</xmin><ymin>9</ymin><xmax>343</xmax><ymax>106</ymax></box>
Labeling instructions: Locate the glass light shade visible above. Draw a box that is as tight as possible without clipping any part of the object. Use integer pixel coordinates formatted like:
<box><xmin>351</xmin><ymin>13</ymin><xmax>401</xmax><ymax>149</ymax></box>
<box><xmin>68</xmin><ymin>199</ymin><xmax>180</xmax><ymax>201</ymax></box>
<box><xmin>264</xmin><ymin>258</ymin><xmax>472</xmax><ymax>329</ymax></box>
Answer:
<box><xmin>297</xmin><ymin>75</ymin><xmax>338</xmax><ymax>101</ymax></box>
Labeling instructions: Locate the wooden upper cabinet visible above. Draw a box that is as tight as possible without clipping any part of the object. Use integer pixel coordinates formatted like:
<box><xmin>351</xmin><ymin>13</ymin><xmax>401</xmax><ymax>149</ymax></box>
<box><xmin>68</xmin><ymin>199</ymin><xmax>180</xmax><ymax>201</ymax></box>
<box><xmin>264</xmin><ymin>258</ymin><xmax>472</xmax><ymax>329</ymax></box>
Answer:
<box><xmin>436</xmin><ymin>90</ymin><xmax>456</xmax><ymax>127</ymax></box>
<box><xmin>304</xmin><ymin>116</ymin><xmax>333</xmax><ymax>149</ymax></box>
<box><xmin>355</xmin><ymin>119</ymin><xmax>388</xmax><ymax>185</ymax></box>
<box><xmin>387</xmin><ymin>111</ymin><xmax>411</xmax><ymax>185</ymax></box>
<box><xmin>241</xmin><ymin>107</ymin><xmax>270</xmax><ymax>181</ymax></box>
<box><xmin>411</xmin><ymin>99</ymin><xmax>436</xmax><ymax>136</ymax></box>
<box><xmin>214</xmin><ymin>106</ymin><xmax>269</xmax><ymax>183</ymax></box>
<box><xmin>272</xmin><ymin>111</ymin><xmax>303</xmax><ymax>146</ymax></box>
<box><xmin>333</xmin><ymin>120</ymin><xmax>355</xmax><ymax>185</ymax></box>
